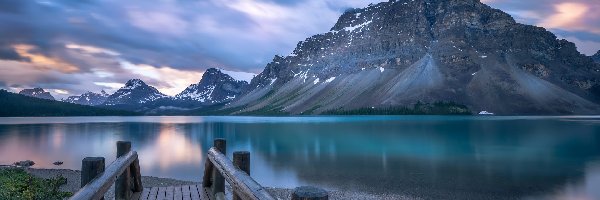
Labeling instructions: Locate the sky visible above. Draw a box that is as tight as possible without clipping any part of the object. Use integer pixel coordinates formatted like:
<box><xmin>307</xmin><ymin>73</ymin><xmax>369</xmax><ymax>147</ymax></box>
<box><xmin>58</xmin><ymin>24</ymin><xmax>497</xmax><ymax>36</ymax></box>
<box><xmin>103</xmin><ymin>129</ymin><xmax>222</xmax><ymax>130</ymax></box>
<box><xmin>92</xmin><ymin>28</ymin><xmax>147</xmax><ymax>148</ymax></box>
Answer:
<box><xmin>0</xmin><ymin>0</ymin><xmax>599</xmax><ymax>99</ymax></box>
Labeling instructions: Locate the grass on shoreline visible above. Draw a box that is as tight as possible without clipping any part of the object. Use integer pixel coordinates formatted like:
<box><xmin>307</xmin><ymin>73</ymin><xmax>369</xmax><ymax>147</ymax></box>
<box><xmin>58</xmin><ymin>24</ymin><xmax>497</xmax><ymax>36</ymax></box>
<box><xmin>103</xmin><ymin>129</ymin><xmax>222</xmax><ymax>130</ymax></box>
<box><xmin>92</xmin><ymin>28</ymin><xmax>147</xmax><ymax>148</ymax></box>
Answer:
<box><xmin>0</xmin><ymin>168</ymin><xmax>72</xmax><ymax>200</ymax></box>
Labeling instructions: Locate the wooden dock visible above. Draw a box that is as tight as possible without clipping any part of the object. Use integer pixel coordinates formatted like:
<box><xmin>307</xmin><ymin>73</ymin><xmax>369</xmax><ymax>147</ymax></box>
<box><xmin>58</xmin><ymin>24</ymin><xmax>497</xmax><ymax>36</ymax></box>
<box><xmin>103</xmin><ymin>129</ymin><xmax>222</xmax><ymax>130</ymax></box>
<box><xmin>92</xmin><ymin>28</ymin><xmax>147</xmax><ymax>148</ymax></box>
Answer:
<box><xmin>69</xmin><ymin>139</ymin><xmax>329</xmax><ymax>200</ymax></box>
<box><xmin>138</xmin><ymin>185</ymin><xmax>204</xmax><ymax>200</ymax></box>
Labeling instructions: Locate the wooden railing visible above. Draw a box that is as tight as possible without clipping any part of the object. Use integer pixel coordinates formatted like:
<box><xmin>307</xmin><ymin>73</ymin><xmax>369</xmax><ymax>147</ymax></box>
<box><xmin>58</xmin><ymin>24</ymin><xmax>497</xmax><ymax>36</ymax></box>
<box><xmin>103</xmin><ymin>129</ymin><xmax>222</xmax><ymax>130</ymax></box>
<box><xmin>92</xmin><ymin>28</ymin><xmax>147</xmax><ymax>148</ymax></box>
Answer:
<box><xmin>201</xmin><ymin>138</ymin><xmax>275</xmax><ymax>200</ymax></box>
<box><xmin>201</xmin><ymin>139</ymin><xmax>328</xmax><ymax>200</ymax></box>
<box><xmin>70</xmin><ymin>141</ymin><xmax>143</xmax><ymax>200</ymax></box>
<box><xmin>70</xmin><ymin>139</ymin><xmax>328</xmax><ymax>200</ymax></box>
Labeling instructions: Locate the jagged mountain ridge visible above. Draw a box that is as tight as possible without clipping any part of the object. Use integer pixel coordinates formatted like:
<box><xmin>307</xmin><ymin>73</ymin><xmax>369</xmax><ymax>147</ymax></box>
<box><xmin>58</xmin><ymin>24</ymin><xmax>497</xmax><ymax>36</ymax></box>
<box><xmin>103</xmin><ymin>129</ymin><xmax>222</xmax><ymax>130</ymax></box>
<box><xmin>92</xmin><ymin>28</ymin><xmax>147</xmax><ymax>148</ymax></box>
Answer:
<box><xmin>63</xmin><ymin>90</ymin><xmax>109</xmax><ymax>106</ymax></box>
<box><xmin>228</xmin><ymin>0</ymin><xmax>600</xmax><ymax>115</ymax></box>
<box><xmin>102</xmin><ymin>79</ymin><xmax>168</xmax><ymax>111</ymax></box>
<box><xmin>18</xmin><ymin>88</ymin><xmax>55</xmax><ymax>100</ymax></box>
<box><xmin>593</xmin><ymin>51</ymin><xmax>600</xmax><ymax>63</ymax></box>
<box><xmin>175</xmin><ymin>68</ymin><xmax>249</xmax><ymax>104</ymax></box>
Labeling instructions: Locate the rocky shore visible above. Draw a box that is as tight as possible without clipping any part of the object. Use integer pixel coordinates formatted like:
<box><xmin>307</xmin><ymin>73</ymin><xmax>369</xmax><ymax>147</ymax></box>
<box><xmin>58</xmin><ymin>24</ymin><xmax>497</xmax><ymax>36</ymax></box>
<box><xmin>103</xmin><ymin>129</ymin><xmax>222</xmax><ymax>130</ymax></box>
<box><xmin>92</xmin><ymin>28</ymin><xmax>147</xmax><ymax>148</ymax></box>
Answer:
<box><xmin>2</xmin><ymin>167</ymin><xmax>416</xmax><ymax>200</ymax></box>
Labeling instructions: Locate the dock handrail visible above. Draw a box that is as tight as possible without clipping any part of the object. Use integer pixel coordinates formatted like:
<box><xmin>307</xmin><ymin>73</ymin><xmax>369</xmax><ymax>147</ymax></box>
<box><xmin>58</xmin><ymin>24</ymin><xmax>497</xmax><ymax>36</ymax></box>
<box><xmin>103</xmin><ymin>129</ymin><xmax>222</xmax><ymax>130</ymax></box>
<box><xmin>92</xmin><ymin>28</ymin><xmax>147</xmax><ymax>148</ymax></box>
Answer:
<box><xmin>70</xmin><ymin>141</ymin><xmax>143</xmax><ymax>200</ymax></box>
<box><xmin>201</xmin><ymin>139</ymin><xmax>328</xmax><ymax>200</ymax></box>
<box><xmin>205</xmin><ymin>147</ymin><xmax>275</xmax><ymax>200</ymax></box>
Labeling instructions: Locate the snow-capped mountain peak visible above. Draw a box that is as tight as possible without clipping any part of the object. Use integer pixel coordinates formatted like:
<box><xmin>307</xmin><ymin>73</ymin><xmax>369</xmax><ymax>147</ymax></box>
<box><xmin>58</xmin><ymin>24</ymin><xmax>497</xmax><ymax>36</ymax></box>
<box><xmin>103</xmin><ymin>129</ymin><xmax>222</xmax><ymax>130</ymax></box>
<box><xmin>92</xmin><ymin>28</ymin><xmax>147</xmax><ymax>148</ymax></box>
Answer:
<box><xmin>63</xmin><ymin>90</ymin><xmax>110</xmax><ymax>106</ymax></box>
<box><xmin>175</xmin><ymin>68</ymin><xmax>248</xmax><ymax>104</ymax></box>
<box><xmin>103</xmin><ymin>79</ymin><xmax>168</xmax><ymax>107</ymax></box>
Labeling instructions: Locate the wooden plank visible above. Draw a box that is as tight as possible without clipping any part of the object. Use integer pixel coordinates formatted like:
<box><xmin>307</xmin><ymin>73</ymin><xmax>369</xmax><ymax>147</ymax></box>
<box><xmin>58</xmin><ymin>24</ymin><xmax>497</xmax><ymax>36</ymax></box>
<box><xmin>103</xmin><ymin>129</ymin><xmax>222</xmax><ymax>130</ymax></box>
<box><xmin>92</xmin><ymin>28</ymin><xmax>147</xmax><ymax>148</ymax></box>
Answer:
<box><xmin>208</xmin><ymin>148</ymin><xmax>275</xmax><ymax>200</ymax></box>
<box><xmin>174</xmin><ymin>185</ymin><xmax>183</xmax><ymax>200</ymax></box>
<box><xmin>190</xmin><ymin>185</ymin><xmax>200</xmax><ymax>200</ymax></box>
<box><xmin>165</xmin><ymin>186</ymin><xmax>174</xmax><ymax>200</ymax></box>
<box><xmin>139</xmin><ymin>188</ymin><xmax>150</xmax><ymax>200</ymax></box>
<box><xmin>69</xmin><ymin>151</ymin><xmax>139</xmax><ymax>200</ymax></box>
<box><xmin>182</xmin><ymin>185</ymin><xmax>191</xmax><ymax>200</ymax></box>
<box><xmin>157</xmin><ymin>187</ymin><xmax>167</xmax><ymax>199</ymax></box>
<box><xmin>148</xmin><ymin>187</ymin><xmax>159</xmax><ymax>200</ymax></box>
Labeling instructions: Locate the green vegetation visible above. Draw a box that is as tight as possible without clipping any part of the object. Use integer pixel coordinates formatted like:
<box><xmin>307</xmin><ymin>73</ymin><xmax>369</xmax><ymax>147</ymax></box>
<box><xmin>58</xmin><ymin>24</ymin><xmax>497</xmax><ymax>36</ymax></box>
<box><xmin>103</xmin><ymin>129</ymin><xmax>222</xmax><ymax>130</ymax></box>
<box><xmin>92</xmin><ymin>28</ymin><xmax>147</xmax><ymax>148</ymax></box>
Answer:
<box><xmin>0</xmin><ymin>90</ymin><xmax>138</xmax><ymax>117</ymax></box>
<box><xmin>323</xmin><ymin>102</ymin><xmax>472</xmax><ymax>115</ymax></box>
<box><xmin>0</xmin><ymin>168</ymin><xmax>72</xmax><ymax>200</ymax></box>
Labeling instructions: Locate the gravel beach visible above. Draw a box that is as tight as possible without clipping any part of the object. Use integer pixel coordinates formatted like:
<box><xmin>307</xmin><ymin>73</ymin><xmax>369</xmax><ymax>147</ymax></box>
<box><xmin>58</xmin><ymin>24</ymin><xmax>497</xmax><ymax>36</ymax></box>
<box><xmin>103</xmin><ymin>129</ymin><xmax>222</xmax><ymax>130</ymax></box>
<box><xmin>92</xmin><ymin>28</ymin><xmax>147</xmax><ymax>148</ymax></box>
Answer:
<box><xmin>1</xmin><ymin>167</ymin><xmax>417</xmax><ymax>200</ymax></box>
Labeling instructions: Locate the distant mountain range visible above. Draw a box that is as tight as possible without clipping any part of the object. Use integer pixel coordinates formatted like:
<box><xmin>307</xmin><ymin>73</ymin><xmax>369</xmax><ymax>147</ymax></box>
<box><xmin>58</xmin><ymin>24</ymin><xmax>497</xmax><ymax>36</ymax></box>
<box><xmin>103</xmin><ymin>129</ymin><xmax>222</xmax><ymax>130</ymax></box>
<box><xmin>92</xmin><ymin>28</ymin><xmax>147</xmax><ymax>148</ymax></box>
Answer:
<box><xmin>63</xmin><ymin>90</ymin><xmax>109</xmax><ymax>106</ymax></box>
<box><xmin>6</xmin><ymin>0</ymin><xmax>600</xmax><ymax>116</ymax></box>
<box><xmin>19</xmin><ymin>88</ymin><xmax>55</xmax><ymax>100</ymax></box>
<box><xmin>0</xmin><ymin>90</ymin><xmax>135</xmax><ymax>117</ymax></box>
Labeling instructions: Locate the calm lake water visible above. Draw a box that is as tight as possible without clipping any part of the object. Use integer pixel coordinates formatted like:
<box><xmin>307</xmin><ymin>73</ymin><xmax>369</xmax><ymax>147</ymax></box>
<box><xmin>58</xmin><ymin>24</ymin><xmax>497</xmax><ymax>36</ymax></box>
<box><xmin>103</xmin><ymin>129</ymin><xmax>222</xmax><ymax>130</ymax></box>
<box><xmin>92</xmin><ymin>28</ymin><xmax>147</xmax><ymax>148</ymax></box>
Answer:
<box><xmin>0</xmin><ymin>116</ymin><xmax>599</xmax><ymax>199</ymax></box>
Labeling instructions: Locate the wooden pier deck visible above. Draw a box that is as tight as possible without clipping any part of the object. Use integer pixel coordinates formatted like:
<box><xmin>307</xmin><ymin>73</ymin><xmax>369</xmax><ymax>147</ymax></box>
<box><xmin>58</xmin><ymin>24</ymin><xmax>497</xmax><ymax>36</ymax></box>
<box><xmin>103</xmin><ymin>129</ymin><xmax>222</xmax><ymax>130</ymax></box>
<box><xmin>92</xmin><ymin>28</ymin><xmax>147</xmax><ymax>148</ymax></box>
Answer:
<box><xmin>70</xmin><ymin>139</ymin><xmax>328</xmax><ymax>200</ymax></box>
<box><xmin>138</xmin><ymin>185</ymin><xmax>205</xmax><ymax>200</ymax></box>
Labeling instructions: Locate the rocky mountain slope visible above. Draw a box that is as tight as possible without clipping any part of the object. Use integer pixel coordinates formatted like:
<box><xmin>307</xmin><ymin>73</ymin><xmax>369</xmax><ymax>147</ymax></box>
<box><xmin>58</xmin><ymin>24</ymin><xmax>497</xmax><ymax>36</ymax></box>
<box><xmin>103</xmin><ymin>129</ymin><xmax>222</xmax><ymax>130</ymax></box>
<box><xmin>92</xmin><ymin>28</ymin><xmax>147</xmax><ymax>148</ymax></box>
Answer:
<box><xmin>175</xmin><ymin>68</ymin><xmax>249</xmax><ymax>104</ymax></box>
<box><xmin>593</xmin><ymin>51</ymin><xmax>600</xmax><ymax>63</ymax></box>
<box><xmin>102</xmin><ymin>79</ymin><xmax>168</xmax><ymax>111</ymax></box>
<box><xmin>63</xmin><ymin>90</ymin><xmax>109</xmax><ymax>106</ymax></box>
<box><xmin>18</xmin><ymin>88</ymin><xmax>55</xmax><ymax>100</ymax></box>
<box><xmin>227</xmin><ymin>0</ymin><xmax>600</xmax><ymax>115</ymax></box>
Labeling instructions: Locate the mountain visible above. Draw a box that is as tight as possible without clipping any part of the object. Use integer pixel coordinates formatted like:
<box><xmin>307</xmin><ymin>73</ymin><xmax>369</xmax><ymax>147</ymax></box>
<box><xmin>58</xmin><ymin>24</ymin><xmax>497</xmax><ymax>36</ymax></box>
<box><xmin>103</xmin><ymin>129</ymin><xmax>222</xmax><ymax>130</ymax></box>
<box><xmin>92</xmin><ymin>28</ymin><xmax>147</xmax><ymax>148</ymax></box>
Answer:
<box><xmin>175</xmin><ymin>68</ymin><xmax>249</xmax><ymax>104</ymax></box>
<box><xmin>225</xmin><ymin>0</ymin><xmax>600</xmax><ymax>115</ymax></box>
<box><xmin>102</xmin><ymin>79</ymin><xmax>168</xmax><ymax>111</ymax></box>
<box><xmin>593</xmin><ymin>50</ymin><xmax>600</xmax><ymax>63</ymax></box>
<box><xmin>0</xmin><ymin>90</ymin><xmax>136</xmax><ymax>117</ymax></box>
<box><xmin>63</xmin><ymin>90</ymin><xmax>109</xmax><ymax>106</ymax></box>
<box><xmin>18</xmin><ymin>88</ymin><xmax>55</xmax><ymax>100</ymax></box>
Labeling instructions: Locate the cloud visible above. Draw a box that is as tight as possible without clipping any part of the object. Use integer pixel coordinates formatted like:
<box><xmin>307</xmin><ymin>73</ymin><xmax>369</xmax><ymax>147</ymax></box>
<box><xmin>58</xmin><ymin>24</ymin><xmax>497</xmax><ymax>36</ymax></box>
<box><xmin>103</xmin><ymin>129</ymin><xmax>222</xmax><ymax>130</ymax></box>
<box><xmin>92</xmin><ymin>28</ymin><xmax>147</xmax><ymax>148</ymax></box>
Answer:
<box><xmin>13</xmin><ymin>44</ymin><xmax>79</xmax><ymax>73</ymax></box>
<box><xmin>539</xmin><ymin>2</ymin><xmax>599</xmax><ymax>34</ymax></box>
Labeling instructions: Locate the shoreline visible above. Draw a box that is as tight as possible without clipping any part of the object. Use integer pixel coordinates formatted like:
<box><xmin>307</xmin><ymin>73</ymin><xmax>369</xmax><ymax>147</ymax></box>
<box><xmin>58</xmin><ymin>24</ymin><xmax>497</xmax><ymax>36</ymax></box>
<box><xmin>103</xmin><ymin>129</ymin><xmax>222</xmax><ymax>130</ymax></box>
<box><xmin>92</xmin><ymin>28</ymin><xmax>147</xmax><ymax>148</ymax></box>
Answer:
<box><xmin>2</xmin><ymin>167</ymin><xmax>416</xmax><ymax>200</ymax></box>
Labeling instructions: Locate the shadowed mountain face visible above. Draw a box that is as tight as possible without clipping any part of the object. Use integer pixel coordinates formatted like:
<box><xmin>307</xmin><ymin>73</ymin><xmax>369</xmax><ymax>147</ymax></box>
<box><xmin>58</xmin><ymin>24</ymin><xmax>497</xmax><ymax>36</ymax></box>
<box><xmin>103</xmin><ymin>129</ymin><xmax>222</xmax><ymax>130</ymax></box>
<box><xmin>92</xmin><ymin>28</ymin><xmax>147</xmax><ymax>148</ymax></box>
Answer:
<box><xmin>175</xmin><ymin>68</ymin><xmax>249</xmax><ymax>105</ymax></box>
<box><xmin>18</xmin><ymin>88</ymin><xmax>55</xmax><ymax>101</ymax></box>
<box><xmin>229</xmin><ymin>0</ymin><xmax>600</xmax><ymax>115</ymax></box>
<box><xmin>593</xmin><ymin>51</ymin><xmax>600</xmax><ymax>63</ymax></box>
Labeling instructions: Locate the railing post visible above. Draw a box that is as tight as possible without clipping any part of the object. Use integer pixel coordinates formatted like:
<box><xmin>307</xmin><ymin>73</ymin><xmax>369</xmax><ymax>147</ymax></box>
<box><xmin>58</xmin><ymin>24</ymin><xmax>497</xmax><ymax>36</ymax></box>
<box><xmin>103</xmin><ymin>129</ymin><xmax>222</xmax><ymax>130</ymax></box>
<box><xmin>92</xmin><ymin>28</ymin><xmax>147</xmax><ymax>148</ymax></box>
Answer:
<box><xmin>212</xmin><ymin>139</ymin><xmax>226</xmax><ymax>198</ymax></box>
<box><xmin>81</xmin><ymin>157</ymin><xmax>105</xmax><ymax>200</ymax></box>
<box><xmin>291</xmin><ymin>186</ymin><xmax>328</xmax><ymax>200</ymax></box>
<box><xmin>116</xmin><ymin>141</ymin><xmax>132</xmax><ymax>200</ymax></box>
<box><xmin>233</xmin><ymin>151</ymin><xmax>250</xmax><ymax>200</ymax></box>
<box><xmin>130</xmin><ymin>157</ymin><xmax>143</xmax><ymax>192</ymax></box>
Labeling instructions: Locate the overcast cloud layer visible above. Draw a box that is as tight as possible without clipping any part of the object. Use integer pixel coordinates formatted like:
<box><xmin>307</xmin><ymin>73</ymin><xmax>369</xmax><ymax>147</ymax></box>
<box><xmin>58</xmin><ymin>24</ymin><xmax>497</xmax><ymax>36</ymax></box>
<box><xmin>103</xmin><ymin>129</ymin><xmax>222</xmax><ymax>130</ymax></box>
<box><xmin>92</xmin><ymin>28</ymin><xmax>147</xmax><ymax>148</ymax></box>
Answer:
<box><xmin>0</xmin><ymin>0</ymin><xmax>598</xmax><ymax>98</ymax></box>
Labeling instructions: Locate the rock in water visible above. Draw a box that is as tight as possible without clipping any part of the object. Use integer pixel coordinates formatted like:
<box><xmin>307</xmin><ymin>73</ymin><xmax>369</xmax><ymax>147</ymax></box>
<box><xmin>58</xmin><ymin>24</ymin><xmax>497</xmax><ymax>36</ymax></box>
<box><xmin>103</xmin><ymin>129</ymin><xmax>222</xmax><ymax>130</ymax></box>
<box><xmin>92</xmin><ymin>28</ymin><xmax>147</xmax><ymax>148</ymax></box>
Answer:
<box><xmin>227</xmin><ymin>0</ymin><xmax>600</xmax><ymax>115</ymax></box>
<box><xmin>14</xmin><ymin>160</ymin><xmax>35</xmax><ymax>167</ymax></box>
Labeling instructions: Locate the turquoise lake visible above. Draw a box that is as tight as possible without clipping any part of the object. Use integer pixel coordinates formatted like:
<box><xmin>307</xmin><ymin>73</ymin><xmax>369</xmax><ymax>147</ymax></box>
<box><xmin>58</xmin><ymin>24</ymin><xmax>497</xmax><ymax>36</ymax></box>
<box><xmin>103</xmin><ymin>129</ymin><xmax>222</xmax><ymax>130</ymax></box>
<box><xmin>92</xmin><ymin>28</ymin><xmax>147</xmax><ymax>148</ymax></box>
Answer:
<box><xmin>0</xmin><ymin>116</ymin><xmax>599</xmax><ymax>199</ymax></box>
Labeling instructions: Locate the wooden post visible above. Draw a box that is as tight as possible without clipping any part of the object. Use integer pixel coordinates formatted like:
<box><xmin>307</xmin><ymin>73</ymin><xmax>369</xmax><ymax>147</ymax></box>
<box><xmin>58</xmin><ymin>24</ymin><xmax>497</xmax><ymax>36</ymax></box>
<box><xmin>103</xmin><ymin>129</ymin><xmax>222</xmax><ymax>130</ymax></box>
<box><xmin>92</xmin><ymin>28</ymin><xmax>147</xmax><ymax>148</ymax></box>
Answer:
<box><xmin>116</xmin><ymin>141</ymin><xmax>132</xmax><ymax>200</ymax></box>
<box><xmin>81</xmin><ymin>157</ymin><xmax>105</xmax><ymax>200</ymax></box>
<box><xmin>212</xmin><ymin>139</ymin><xmax>226</xmax><ymax>197</ymax></box>
<box><xmin>292</xmin><ymin>186</ymin><xmax>328</xmax><ymax>200</ymax></box>
<box><xmin>233</xmin><ymin>151</ymin><xmax>250</xmax><ymax>200</ymax></box>
<box><xmin>130</xmin><ymin>158</ymin><xmax>143</xmax><ymax>192</ymax></box>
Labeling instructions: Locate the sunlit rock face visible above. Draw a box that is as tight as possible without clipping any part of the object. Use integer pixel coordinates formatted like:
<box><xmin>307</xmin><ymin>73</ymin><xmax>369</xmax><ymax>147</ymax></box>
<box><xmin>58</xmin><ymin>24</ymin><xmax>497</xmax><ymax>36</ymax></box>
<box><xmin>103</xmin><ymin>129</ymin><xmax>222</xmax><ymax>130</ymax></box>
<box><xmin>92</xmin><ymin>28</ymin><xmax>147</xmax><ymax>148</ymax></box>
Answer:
<box><xmin>63</xmin><ymin>90</ymin><xmax>109</xmax><ymax>106</ymax></box>
<box><xmin>228</xmin><ymin>0</ymin><xmax>600</xmax><ymax>115</ymax></box>
<box><xmin>175</xmin><ymin>68</ymin><xmax>249</xmax><ymax>104</ymax></box>
<box><xmin>19</xmin><ymin>88</ymin><xmax>55</xmax><ymax>101</ymax></box>
<box><xmin>102</xmin><ymin>79</ymin><xmax>168</xmax><ymax>111</ymax></box>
